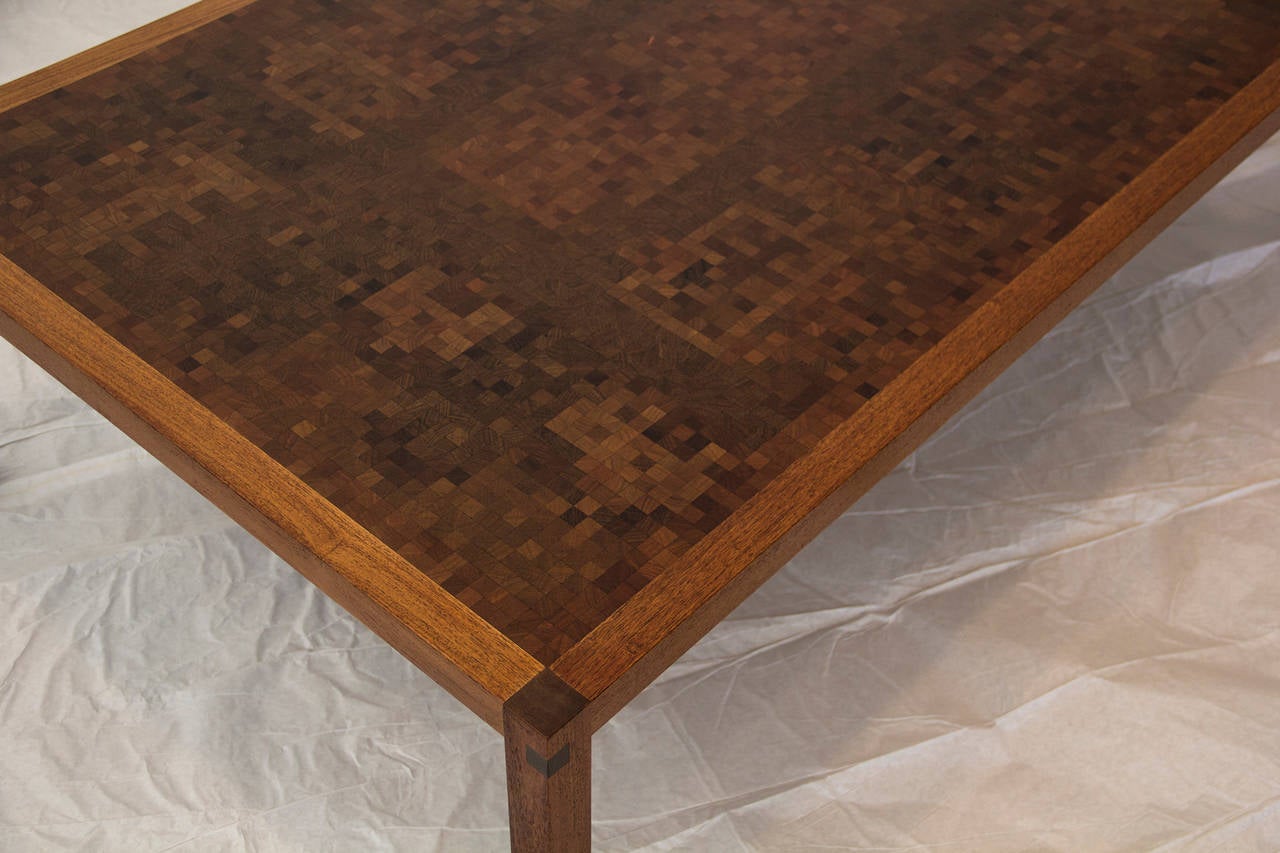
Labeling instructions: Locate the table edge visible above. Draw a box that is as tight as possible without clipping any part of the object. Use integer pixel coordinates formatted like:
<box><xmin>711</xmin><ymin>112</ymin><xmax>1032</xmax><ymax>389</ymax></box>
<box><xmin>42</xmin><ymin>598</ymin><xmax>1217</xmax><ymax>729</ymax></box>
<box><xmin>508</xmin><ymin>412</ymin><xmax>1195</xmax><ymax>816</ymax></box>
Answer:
<box><xmin>552</xmin><ymin>59</ymin><xmax>1280</xmax><ymax>726</ymax></box>
<box><xmin>0</xmin><ymin>0</ymin><xmax>554</xmax><ymax>730</ymax></box>
<box><xmin>0</xmin><ymin>256</ymin><xmax>545</xmax><ymax>726</ymax></box>
<box><xmin>3</xmin><ymin>2</ymin><xmax>1278</xmax><ymax>736</ymax></box>
<box><xmin>0</xmin><ymin>0</ymin><xmax>261</xmax><ymax>114</ymax></box>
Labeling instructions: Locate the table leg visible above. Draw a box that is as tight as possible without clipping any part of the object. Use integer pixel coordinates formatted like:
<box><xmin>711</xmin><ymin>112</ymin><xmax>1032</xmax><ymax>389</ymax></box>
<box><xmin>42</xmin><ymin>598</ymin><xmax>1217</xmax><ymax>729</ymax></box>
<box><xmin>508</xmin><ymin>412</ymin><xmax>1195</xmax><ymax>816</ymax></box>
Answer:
<box><xmin>503</xmin><ymin>670</ymin><xmax>592</xmax><ymax>852</ymax></box>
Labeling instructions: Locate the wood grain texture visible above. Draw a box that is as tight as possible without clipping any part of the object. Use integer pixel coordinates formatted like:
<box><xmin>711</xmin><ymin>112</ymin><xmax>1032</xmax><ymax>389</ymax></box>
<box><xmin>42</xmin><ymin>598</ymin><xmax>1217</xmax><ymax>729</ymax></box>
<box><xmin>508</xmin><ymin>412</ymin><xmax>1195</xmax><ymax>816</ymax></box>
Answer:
<box><xmin>3</xmin><ymin>0</ymin><xmax>1280</xmax><ymax>747</ymax></box>
<box><xmin>6</xmin><ymin>5</ymin><xmax>1276</xmax><ymax>848</ymax></box>
<box><xmin>5</xmin><ymin>0</ymin><xmax>1279</xmax><ymax>665</ymax></box>
<box><xmin>0</xmin><ymin>0</ymin><xmax>259</xmax><ymax>113</ymax></box>
<box><xmin>553</xmin><ymin>58</ymin><xmax>1280</xmax><ymax>711</ymax></box>
<box><xmin>0</xmin><ymin>254</ymin><xmax>541</xmax><ymax>728</ymax></box>
<box><xmin>503</xmin><ymin>672</ymin><xmax>592</xmax><ymax>853</ymax></box>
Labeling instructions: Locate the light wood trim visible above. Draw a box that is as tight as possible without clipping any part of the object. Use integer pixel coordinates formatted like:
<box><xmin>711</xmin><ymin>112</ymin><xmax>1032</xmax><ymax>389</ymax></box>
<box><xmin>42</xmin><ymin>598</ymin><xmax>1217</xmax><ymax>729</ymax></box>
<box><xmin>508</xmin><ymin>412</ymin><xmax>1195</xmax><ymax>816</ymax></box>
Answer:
<box><xmin>0</xmin><ymin>0</ymin><xmax>543</xmax><ymax>728</ymax></box>
<box><xmin>0</xmin><ymin>0</ymin><xmax>260</xmax><ymax>115</ymax></box>
<box><xmin>0</xmin><ymin>256</ymin><xmax>542</xmax><ymax>728</ymax></box>
<box><xmin>553</xmin><ymin>58</ymin><xmax>1280</xmax><ymax>716</ymax></box>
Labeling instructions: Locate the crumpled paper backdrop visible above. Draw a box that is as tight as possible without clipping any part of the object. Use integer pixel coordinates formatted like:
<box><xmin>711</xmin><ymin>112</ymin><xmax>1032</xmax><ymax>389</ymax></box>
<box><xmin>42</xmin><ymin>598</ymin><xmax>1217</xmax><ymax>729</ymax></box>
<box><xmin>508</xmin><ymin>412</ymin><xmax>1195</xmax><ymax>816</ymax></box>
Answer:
<box><xmin>1</xmin><ymin>2</ymin><xmax>1279</xmax><ymax>849</ymax></box>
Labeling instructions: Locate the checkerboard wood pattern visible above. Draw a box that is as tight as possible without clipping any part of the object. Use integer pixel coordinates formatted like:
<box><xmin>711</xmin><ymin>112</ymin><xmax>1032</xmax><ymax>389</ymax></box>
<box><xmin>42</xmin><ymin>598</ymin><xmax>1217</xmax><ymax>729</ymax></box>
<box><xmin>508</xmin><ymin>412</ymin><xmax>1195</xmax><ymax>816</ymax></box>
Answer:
<box><xmin>2</xmin><ymin>0</ymin><xmax>1278</xmax><ymax>662</ymax></box>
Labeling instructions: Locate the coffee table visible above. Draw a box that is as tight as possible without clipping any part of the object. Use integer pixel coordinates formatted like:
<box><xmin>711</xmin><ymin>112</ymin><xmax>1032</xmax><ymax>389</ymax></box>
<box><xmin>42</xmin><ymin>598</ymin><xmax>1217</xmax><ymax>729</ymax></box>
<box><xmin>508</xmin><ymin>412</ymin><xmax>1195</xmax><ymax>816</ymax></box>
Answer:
<box><xmin>1</xmin><ymin>1</ymin><xmax>1277</xmax><ymax>849</ymax></box>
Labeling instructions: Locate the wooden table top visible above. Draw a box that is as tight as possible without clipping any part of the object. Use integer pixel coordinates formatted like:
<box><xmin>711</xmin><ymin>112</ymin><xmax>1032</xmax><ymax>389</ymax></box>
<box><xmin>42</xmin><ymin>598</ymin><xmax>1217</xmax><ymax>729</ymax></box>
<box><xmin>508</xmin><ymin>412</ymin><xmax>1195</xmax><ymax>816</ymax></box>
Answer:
<box><xmin>2</xmin><ymin>0</ymin><xmax>1278</xmax><ymax>729</ymax></box>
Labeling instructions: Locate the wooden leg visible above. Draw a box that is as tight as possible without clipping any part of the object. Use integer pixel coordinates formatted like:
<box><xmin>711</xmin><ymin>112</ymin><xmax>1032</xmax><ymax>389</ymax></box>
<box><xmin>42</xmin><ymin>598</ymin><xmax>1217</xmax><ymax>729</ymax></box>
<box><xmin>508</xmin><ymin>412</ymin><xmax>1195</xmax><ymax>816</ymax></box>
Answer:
<box><xmin>503</xmin><ymin>670</ymin><xmax>592</xmax><ymax>852</ymax></box>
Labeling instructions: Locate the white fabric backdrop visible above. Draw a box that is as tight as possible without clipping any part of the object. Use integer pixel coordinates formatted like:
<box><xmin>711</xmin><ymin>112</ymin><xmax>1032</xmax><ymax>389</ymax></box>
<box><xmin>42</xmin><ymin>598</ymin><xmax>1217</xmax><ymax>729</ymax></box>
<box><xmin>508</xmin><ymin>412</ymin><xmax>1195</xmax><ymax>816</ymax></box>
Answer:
<box><xmin>2</xmin><ymin>3</ymin><xmax>1279</xmax><ymax>850</ymax></box>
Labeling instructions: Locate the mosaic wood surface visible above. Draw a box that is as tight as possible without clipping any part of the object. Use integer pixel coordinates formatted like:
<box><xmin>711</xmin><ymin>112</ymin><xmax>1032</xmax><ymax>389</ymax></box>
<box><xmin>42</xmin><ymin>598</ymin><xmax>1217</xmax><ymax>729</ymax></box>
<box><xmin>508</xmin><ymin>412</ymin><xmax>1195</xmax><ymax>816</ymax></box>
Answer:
<box><xmin>2</xmin><ymin>0</ymin><xmax>1279</xmax><ymax>664</ymax></box>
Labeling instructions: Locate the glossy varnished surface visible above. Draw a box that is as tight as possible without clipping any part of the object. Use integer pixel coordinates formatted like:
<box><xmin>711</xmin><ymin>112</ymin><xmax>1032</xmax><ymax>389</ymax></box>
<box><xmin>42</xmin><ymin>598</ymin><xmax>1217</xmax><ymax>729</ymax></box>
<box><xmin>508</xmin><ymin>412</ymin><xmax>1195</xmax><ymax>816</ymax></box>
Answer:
<box><xmin>1</xmin><ymin>0</ymin><xmax>1278</xmax><ymax>663</ymax></box>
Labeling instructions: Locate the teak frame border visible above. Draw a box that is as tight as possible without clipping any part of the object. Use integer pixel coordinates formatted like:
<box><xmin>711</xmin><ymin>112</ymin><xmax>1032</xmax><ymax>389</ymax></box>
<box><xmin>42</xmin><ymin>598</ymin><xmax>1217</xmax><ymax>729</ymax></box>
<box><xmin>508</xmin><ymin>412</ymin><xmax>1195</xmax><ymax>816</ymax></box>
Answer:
<box><xmin>1</xmin><ymin>2</ymin><xmax>1278</xmax><ymax>849</ymax></box>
